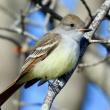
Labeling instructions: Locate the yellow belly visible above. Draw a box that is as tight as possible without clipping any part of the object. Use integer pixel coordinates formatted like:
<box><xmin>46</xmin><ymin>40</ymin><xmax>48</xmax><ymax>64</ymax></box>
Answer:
<box><xmin>31</xmin><ymin>44</ymin><xmax>79</xmax><ymax>80</ymax></box>
<box><xmin>18</xmin><ymin>41</ymin><xmax>80</xmax><ymax>84</ymax></box>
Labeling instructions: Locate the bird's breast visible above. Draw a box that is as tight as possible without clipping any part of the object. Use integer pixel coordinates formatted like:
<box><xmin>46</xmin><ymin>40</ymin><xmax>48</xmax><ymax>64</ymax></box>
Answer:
<box><xmin>32</xmin><ymin>40</ymin><xmax>80</xmax><ymax>79</ymax></box>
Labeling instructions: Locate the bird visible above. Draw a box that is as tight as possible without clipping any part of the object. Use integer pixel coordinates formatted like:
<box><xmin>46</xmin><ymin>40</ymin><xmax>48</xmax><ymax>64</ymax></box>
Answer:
<box><xmin>0</xmin><ymin>14</ymin><xmax>91</xmax><ymax>107</ymax></box>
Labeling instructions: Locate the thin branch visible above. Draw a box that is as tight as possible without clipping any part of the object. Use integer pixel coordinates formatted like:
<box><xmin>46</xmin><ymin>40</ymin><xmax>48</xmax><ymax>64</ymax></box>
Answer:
<box><xmin>84</xmin><ymin>0</ymin><xmax>110</xmax><ymax>40</ymax></box>
<box><xmin>11</xmin><ymin>10</ymin><xmax>42</xmax><ymax>29</ymax></box>
<box><xmin>12</xmin><ymin>99</ymin><xmax>42</xmax><ymax>107</ymax></box>
<box><xmin>0</xmin><ymin>27</ymin><xmax>18</xmax><ymax>33</ymax></box>
<box><xmin>28</xmin><ymin>6</ymin><xmax>41</xmax><ymax>14</ymax></box>
<box><xmin>89</xmin><ymin>39</ymin><xmax>110</xmax><ymax>44</ymax></box>
<box><xmin>14</xmin><ymin>28</ymin><xmax>38</xmax><ymax>41</ymax></box>
<box><xmin>105</xmin><ymin>10</ymin><xmax>110</xmax><ymax>20</ymax></box>
<box><xmin>0</xmin><ymin>4</ymin><xmax>18</xmax><ymax>19</ymax></box>
<box><xmin>0</xmin><ymin>27</ymin><xmax>38</xmax><ymax>41</ymax></box>
<box><xmin>12</xmin><ymin>99</ymin><xmax>63</xmax><ymax>110</ymax></box>
<box><xmin>24</xmin><ymin>18</ymin><xmax>42</xmax><ymax>28</ymax></box>
<box><xmin>0</xmin><ymin>34</ymin><xmax>21</xmax><ymax>48</ymax></box>
<box><xmin>11</xmin><ymin>2</ymin><xmax>32</xmax><ymax>29</ymax></box>
<box><xmin>44</xmin><ymin>0</ymin><xmax>57</xmax><ymax>32</ymax></box>
<box><xmin>80</xmin><ymin>0</ymin><xmax>93</xmax><ymax>21</ymax></box>
<box><xmin>36</xmin><ymin>3</ymin><xmax>62</xmax><ymax>21</ymax></box>
<box><xmin>79</xmin><ymin>55</ymin><xmax>110</xmax><ymax>68</ymax></box>
<box><xmin>41</xmin><ymin>0</ymin><xmax>110</xmax><ymax>110</ymax></box>
<box><xmin>20</xmin><ymin>10</ymin><xmax>25</xmax><ymax>36</ymax></box>
<box><xmin>94</xmin><ymin>35</ymin><xmax>110</xmax><ymax>50</ymax></box>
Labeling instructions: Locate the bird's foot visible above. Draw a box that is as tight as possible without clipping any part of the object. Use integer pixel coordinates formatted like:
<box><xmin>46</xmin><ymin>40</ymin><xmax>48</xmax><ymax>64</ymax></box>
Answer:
<box><xmin>48</xmin><ymin>81</ymin><xmax>58</xmax><ymax>94</ymax></box>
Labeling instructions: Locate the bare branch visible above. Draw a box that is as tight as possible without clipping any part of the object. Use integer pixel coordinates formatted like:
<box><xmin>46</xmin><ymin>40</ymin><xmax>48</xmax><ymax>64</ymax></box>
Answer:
<box><xmin>14</xmin><ymin>28</ymin><xmax>38</xmax><ymax>41</ymax></box>
<box><xmin>89</xmin><ymin>39</ymin><xmax>110</xmax><ymax>44</ymax></box>
<box><xmin>28</xmin><ymin>6</ymin><xmax>41</xmax><ymax>14</ymax></box>
<box><xmin>12</xmin><ymin>99</ymin><xmax>42</xmax><ymax>107</ymax></box>
<box><xmin>84</xmin><ymin>0</ymin><xmax>110</xmax><ymax>40</ymax></box>
<box><xmin>25</xmin><ymin>18</ymin><xmax>42</xmax><ymax>28</ymax></box>
<box><xmin>0</xmin><ymin>4</ymin><xmax>18</xmax><ymax>19</ymax></box>
<box><xmin>0</xmin><ymin>26</ymin><xmax>38</xmax><ymax>41</ymax></box>
<box><xmin>80</xmin><ymin>0</ymin><xmax>93</xmax><ymax>21</ymax></box>
<box><xmin>44</xmin><ymin>0</ymin><xmax>57</xmax><ymax>32</ymax></box>
<box><xmin>79</xmin><ymin>55</ymin><xmax>110</xmax><ymax>68</ymax></box>
<box><xmin>36</xmin><ymin>3</ymin><xmax>62</xmax><ymax>21</ymax></box>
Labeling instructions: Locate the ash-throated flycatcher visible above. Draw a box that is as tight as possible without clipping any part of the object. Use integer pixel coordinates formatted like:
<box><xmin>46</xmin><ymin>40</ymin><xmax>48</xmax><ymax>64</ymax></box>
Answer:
<box><xmin>0</xmin><ymin>14</ymin><xmax>91</xmax><ymax>106</ymax></box>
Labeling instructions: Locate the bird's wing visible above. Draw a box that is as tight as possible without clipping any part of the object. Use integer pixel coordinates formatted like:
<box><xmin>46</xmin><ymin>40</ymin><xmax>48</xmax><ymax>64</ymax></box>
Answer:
<box><xmin>18</xmin><ymin>33</ymin><xmax>61</xmax><ymax>79</ymax></box>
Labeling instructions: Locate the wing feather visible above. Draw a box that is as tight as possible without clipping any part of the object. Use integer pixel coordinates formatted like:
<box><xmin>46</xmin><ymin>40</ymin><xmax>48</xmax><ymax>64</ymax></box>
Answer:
<box><xmin>18</xmin><ymin>33</ymin><xmax>61</xmax><ymax>79</ymax></box>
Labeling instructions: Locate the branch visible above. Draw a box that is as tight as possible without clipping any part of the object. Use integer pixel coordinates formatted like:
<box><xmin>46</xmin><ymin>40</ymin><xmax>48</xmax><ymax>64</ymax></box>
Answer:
<box><xmin>12</xmin><ymin>99</ymin><xmax>42</xmax><ymax>107</ymax></box>
<box><xmin>84</xmin><ymin>0</ymin><xmax>110</xmax><ymax>40</ymax></box>
<box><xmin>0</xmin><ymin>4</ymin><xmax>17</xmax><ymax>19</ymax></box>
<box><xmin>89</xmin><ymin>39</ymin><xmax>110</xmax><ymax>44</ymax></box>
<box><xmin>93</xmin><ymin>35</ymin><xmax>110</xmax><ymax>50</ymax></box>
<box><xmin>15</xmin><ymin>28</ymin><xmax>38</xmax><ymax>41</ymax></box>
<box><xmin>36</xmin><ymin>2</ymin><xmax>62</xmax><ymax>21</ymax></box>
<box><xmin>80</xmin><ymin>0</ymin><xmax>93</xmax><ymax>21</ymax></box>
<box><xmin>0</xmin><ymin>34</ymin><xmax>21</xmax><ymax>49</ymax></box>
<box><xmin>24</xmin><ymin>18</ymin><xmax>42</xmax><ymax>28</ymax></box>
<box><xmin>0</xmin><ymin>27</ymin><xmax>38</xmax><ymax>41</ymax></box>
<box><xmin>78</xmin><ymin>54</ymin><xmax>110</xmax><ymax>68</ymax></box>
<box><xmin>11</xmin><ymin>8</ymin><xmax>42</xmax><ymax>29</ymax></box>
<box><xmin>43</xmin><ymin>0</ymin><xmax>57</xmax><ymax>32</ymax></box>
<box><xmin>41</xmin><ymin>0</ymin><xmax>110</xmax><ymax>110</ymax></box>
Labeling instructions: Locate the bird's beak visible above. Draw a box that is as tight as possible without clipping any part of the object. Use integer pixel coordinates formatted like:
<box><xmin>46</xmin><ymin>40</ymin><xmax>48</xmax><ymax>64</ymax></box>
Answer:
<box><xmin>78</xmin><ymin>28</ymin><xmax>92</xmax><ymax>32</ymax></box>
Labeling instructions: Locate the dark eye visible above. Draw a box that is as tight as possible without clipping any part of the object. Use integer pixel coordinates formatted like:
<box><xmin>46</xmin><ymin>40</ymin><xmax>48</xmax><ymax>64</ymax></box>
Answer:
<box><xmin>70</xmin><ymin>24</ymin><xmax>74</xmax><ymax>27</ymax></box>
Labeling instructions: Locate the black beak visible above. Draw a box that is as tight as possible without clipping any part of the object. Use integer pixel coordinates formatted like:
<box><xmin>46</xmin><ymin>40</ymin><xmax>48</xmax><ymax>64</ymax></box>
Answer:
<box><xmin>78</xmin><ymin>28</ymin><xmax>92</xmax><ymax>32</ymax></box>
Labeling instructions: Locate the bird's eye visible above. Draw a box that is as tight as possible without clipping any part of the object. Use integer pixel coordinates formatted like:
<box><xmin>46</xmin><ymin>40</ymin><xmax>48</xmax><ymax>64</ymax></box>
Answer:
<box><xmin>70</xmin><ymin>24</ymin><xmax>74</xmax><ymax>27</ymax></box>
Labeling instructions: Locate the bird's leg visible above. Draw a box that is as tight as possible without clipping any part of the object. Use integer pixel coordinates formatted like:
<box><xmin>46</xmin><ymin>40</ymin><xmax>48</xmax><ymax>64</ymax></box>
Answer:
<box><xmin>48</xmin><ymin>81</ymin><xmax>58</xmax><ymax>94</ymax></box>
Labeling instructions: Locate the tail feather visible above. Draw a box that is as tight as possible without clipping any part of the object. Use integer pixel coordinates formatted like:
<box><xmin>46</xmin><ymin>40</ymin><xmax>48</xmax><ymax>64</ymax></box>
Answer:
<box><xmin>0</xmin><ymin>81</ymin><xmax>23</xmax><ymax>106</ymax></box>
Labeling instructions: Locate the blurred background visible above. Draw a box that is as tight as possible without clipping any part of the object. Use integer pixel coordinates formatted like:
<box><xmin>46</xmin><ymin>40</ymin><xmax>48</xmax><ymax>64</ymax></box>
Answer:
<box><xmin>0</xmin><ymin>0</ymin><xmax>110</xmax><ymax>110</ymax></box>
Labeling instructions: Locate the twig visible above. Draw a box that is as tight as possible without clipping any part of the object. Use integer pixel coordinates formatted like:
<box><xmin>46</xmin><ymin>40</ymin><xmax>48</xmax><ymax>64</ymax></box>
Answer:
<box><xmin>0</xmin><ymin>34</ymin><xmax>21</xmax><ymax>48</ymax></box>
<box><xmin>0</xmin><ymin>27</ymin><xmax>18</xmax><ymax>33</ymax></box>
<box><xmin>20</xmin><ymin>10</ymin><xmax>25</xmax><ymax>36</ymax></box>
<box><xmin>11</xmin><ymin>9</ymin><xmax>42</xmax><ymax>29</ymax></box>
<box><xmin>0</xmin><ymin>3</ymin><xmax>39</xmax><ymax>42</ymax></box>
<box><xmin>89</xmin><ymin>39</ymin><xmax>110</xmax><ymax>44</ymax></box>
<box><xmin>12</xmin><ymin>99</ymin><xmax>42</xmax><ymax>107</ymax></box>
<box><xmin>12</xmin><ymin>99</ymin><xmax>63</xmax><ymax>110</ymax></box>
<box><xmin>41</xmin><ymin>0</ymin><xmax>110</xmax><ymax>110</ymax></box>
<box><xmin>28</xmin><ymin>6</ymin><xmax>41</xmax><ymax>14</ymax></box>
<box><xmin>44</xmin><ymin>0</ymin><xmax>57</xmax><ymax>32</ymax></box>
<box><xmin>36</xmin><ymin>3</ymin><xmax>62</xmax><ymax>21</ymax></box>
<box><xmin>80</xmin><ymin>0</ymin><xmax>93</xmax><ymax>21</ymax></box>
<box><xmin>11</xmin><ymin>2</ymin><xmax>32</xmax><ymax>29</ymax></box>
<box><xmin>79</xmin><ymin>55</ymin><xmax>110</xmax><ymax>68</ymax></box>
<box><xmin>0</xmin><ymin>26</ymin><xmax>38</xmax><ymax>41</ymax></box>
<box><xmin>84</xmin><ymin>0</ymin><xmax>110</xmax><ymax>40</ymax></box>
<box><xmin>94</xmin><ymin>35</ymin><xmax>110</xmax><ymax>50</ymax></box>
<box><xmin>24</xmin><ymin>18</ymin><xmax>42</xmax><ymax>28</ymax></box>
<box><xmin>0</xmin><ymin>4</ymin><xmax>17</xmax><ymax>19</ymax></box>
<box><xmin>14</xmin><ymin>28</ymin><xmax>38</xmax><ymax>41</ymax></box>
<box><xmin>105</xmin><ymin>10</ymin><xmax>110</xmax><ymax>20</ymax></box>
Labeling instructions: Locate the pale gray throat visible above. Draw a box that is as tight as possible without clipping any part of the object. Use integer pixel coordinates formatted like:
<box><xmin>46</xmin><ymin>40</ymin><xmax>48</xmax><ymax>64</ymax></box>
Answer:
<box><xmin>71</xmin><ymin>32</ymin><xmax>83</xmax><ymax>43</ymax></box>
<box><xmin>53</xmin><ymin>26</ymin><xmax>83</xmax><ymax>43</ymax></box>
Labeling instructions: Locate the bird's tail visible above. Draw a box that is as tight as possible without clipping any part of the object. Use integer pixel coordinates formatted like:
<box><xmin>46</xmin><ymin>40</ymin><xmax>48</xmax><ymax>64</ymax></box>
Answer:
<box><xmin>0</xmin><ymin>81</ymin><xmax>23</xmax><ymax>106</ymax></box>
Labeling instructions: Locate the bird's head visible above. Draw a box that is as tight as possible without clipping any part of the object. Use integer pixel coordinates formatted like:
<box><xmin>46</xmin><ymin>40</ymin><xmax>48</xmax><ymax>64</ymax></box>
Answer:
<box><xmin>60</xmin><ymin>14</ymin><xmax>91</xmax><ymax>33</ymax></box>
